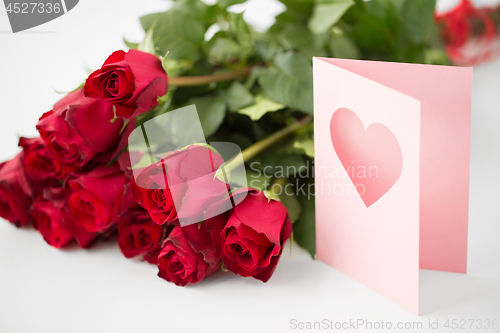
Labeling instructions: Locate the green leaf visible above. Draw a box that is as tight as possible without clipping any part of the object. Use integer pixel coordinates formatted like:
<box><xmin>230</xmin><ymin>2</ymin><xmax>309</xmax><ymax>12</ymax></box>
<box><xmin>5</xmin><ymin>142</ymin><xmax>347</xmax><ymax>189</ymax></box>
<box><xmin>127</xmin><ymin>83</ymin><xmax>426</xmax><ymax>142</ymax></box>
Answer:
<box><xmin>278</xmin><ymin>22</ymin><xmax>328</xmax><ymax>59</ymax></box>
<box><xmin>219</xmin><ymin>0</ymin><xmax>246</xmax><ymax>8</ymax></box>
<box><xmin>258</xmin><ymin>51</ymin><xmax>313</xmax><ymax>114</ymax></box>
<box><xmin>277</xmin><ymin>0</ymin><xmax>315</xmax><ymax>24</ymax></box>
<box><xmin>228</xmin><ymin>12</ymin><xmax>254</xmax><ymax>58</ymax></box>
<box><xmin>123</xmin><ymin>37</ymin><xmax>138</xmax><ymax>50</ymax></box>
<box><xmin>224</xmin><ymin>82</ymin><xmax>254</xmax><ymax>112</ymax></box>
<box><xmin>162</xmin><ymin>57</ymin><xmax>194</xmax><ymax>77</ymax></box>
<box><xmin>255</xmin><ymin>39</ymin><xmax>283</xmax><ymax>61</ymax></box>
<box><xmin>170</xmin><ymin>0</ymin><xmax>216</xmax><ymax>25</ymax></box>
<box><xmin>350</xmin><ymin>0</ymin><xmax>395</xmax><ymax>52</ymax></box>
<box><xmin>329</xmin><ymin>33</ymin><xmax>360</xmax><ymax>59</ymax></box>
<box><xmin>280</xmin><ymin>0</ymin><xmax>315</xmax><ymax>10</ymax></box>
<box><xmin>138</xmin><ymin>27</ymin><xmax>156</xmax><ymax>55</ymax></box>
<box><xmin>53</xmin><ymin>82</ymin><xmax>84</xmax><ymax>95</ymax></box>
<box><xmin>263</xmin><ymin>190</ymin><xmax>281</xmax><ymax>202</ymax></box>
<box><xmin>237</xmin><ymin>93</ymin><xmax>285</xmax><ymax>121</ymax></box>
<box><xmin>279</xmin><ymin>24</ymin><xmax>315</xmax><ymax>50</ymax></box>
<box><xmin>400</xmin><ymin>0</ymin><xmax>436</xmax><ymax>44</ymax></box>
<box><xmin>244</xmin><ymin>67</ymin><xmax>266</xmax><ymax>90</ymax></box>
<box><xmin>188</xmin><ymin>94</ymin><xmax>227</xmax><ymax>137</ymax></box>
<box><xmin>140</xmin><ymin>10</ymin><xmax>206</xmax><ymax>61</ymax></box>
<box><xmin>277</xmin><ymin>24</ymin><xmax>329</xmax><ymax>59</ymax></box>
<box><xmin>293</xmin><ymin>177</ymin><xmax>316</xmax><ymax>258</ymax></box>
<box><xmin>277</xmin><ymin>180</ymin><xmax>302</xmax><ymax>222</ymax></box>
<box><xmin>208</xmin><ymin>37</ymin><xmax>242</xmax><ymax>64</ymax></box>
<box><xmin>365</xmin><ymin>0</ymin><xmax>394</xmax><ymax>18</ymax></box>
<box><xmin>388</xmin><ymin>0</ymin><xmax>404</xmax><ymax>14</ymax></box>
<box><xmin>425</xmin><ymin>48</ymin><xmax>450</xmax><ymax>65</ymax></box>
<box><xmin>293</xmin><ymin>139</ymin><xmax>314</xmax><ymax>158</ymax></box>
<box><xmin>308</xmin><ymin>0</ymin><xmax>354</xmax><ymax>34</ymax></box>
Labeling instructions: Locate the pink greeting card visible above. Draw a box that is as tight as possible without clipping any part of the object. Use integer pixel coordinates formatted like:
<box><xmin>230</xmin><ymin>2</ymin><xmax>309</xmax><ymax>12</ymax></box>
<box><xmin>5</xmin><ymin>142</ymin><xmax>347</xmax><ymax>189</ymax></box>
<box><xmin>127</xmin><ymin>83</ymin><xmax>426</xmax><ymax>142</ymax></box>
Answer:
<box><xmin>313</xmin><ymin>57</ymin><xmax>472</xmax><ymax>315</ymax></box>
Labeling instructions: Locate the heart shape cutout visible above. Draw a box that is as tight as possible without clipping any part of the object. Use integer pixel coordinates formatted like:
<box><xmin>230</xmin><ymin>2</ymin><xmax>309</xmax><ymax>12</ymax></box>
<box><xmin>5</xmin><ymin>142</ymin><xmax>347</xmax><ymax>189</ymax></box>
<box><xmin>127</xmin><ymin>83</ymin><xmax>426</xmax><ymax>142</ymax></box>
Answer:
<box><xmin>330</xmin><ymin>108</ymin><xmax>403</xmax><ymax>207</ymax></box>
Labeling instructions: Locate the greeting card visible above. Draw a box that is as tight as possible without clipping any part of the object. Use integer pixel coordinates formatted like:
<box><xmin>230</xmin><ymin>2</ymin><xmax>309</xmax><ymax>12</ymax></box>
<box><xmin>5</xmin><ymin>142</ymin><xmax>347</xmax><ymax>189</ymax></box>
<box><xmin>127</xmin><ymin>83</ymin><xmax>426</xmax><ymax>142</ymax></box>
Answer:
<box><xmin>313</xmin><ymin>57</ymin><xmax>472</xmax><ymax>315</ymax></box>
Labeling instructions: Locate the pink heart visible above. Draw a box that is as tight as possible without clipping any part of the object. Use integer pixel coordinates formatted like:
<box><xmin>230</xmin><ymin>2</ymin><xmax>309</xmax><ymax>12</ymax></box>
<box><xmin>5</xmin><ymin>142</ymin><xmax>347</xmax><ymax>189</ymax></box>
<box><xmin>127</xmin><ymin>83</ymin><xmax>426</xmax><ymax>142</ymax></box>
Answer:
<box><xmin>330</xmin><ymin>108</ymin><xmax>403</xmax><ymax>207</ymax></box>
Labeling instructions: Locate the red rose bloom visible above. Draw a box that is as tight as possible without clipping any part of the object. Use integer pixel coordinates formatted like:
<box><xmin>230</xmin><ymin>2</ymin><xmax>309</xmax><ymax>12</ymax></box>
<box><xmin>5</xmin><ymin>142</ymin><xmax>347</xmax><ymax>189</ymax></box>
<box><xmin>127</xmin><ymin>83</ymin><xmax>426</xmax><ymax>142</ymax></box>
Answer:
<box><xmin>37</xmin><ymin>88</ymin><xmax>124</xmax><ymax>174</ymax></box>
<box><xmin>0</xmin><ymin>152</ymin><xmax>33</xmax><ymax>226</ymax></box>
<box><xmin>18</xmin><ymin>137</ymin><xmax>61</xmax><ymax>180</ymax></box>
<box><xmin>131</xmin><ymin>145</ymin><xmax>229</xmax><ymax>225</ymax></box>
<box><xmin>207</xmin><ymin>190</ymin><xmax>292</xmax><ymax>282</ymax></box>
<box><xmin>84</xmin><ymin>50</ymin><xmax>168</xmax><ymax>119</ymax></box>
<box><xmin>32</xmin><ymin>187</ymin><xmax>98</xmax><ymax>249</ymax></box>
<box><xmin>32</xmin><ymin>194</ymin><xmax>74</xmax><ymax>249</ymax></box>
<box><xmin>69</xmin><ymin>164</ymin><xmax>128</xmax><ymax>233</ymax></box>
<box><xmin>436</xmin><ymin>0</ymin><xmax>474</xmax><ymax>49</ymax></box>
<box><xmin>157</xmin><ymin>224</ymin><xmax>221</xmax><ymax>286</ymax></box>
<box><xmin>118</xmin><ymin>209</ymin><xmax>164</xmax><ymax>264</ymax></box>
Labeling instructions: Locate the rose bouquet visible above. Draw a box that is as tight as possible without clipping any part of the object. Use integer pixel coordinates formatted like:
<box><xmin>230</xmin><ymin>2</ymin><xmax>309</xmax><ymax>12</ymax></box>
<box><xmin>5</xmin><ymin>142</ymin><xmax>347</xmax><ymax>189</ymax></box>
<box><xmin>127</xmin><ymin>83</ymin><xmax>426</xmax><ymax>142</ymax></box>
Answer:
<box><xmin>1</xmin><ymin>0</ymin><xmax>445</xmax><ymax>286</ymax></box>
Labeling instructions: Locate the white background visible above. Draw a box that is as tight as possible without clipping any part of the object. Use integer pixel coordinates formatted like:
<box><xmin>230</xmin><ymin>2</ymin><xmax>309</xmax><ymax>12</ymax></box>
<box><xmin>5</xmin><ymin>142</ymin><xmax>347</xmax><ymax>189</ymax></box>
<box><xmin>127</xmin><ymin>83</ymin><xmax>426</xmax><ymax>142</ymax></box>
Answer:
<box><xmin>1</xmin><ymin>0</ymin><xmax>499</xmax><ymax>332</ymax></box>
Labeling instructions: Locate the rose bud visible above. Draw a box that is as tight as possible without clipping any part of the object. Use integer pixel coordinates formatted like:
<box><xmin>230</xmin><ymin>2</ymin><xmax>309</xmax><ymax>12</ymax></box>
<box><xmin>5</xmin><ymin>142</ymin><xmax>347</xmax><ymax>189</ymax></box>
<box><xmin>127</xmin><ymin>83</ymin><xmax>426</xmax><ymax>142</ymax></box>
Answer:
<box><xmin>32</xmin><ymin>187</ymin><xmax>98</xmax><ymax>249</ymax></box>
<box><xmin>118</xmin><ymin>209</ymin><xmax>164</xmax><ymax>264</ymax></box>
<box><xmin>206</xmin><ymin>190</ymin><xmax>292</xmax><ymax>282</ymax></box>
<box><xmin>84</xmin><ymin>50</ymin><xmax>168</xmax><ymax>119</ymax></box>
<box><xmin>0</xmin><ymin>152</ymin><xmax>33</xmax><ymax>227</ymax></box>
<box><xmin>68</xmin><ymin>164</ymin><xmax>128</xmax><ymax>233</ymax></box>
<box><xmin>157</xmin><ymin>224</ymin><xmax>221</xmax><ymax>286</ymax></box>
<box><xmin>36</xmin><ymin>88</ymin><xmax>124</xmax><ymax>174</ymax></box>
<box><xmin>131</xmin><ymin>145</ymin><xmax>229</xmax><ymax>226</ymax></box>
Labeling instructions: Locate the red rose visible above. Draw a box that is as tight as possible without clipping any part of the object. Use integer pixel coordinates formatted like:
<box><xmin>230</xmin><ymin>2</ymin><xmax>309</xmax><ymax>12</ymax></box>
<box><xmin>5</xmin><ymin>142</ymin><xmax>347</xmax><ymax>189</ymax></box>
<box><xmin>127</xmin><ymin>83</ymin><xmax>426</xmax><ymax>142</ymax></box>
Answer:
<box><xmin>18</xmin><ymin>137</ymin><xmax>62</xmax><ymax>180</ymax></box>
<box><xmin>118</xmin><ymin>209</ymin><xmax>164</xmax><ymax>264</ymax></box>
<box><xmin>69</xmin><ymin>164</ymin><xmax>128</xmax><ymax>233</ymax></box>
<box><xmin>32</xmin><ymin>191</ymin><xmax>74</xmax><ymax>249</ymax></box>
<box><xmin>438</xmin><ymin>5</ymin><xmax>472</xmax><ymax>49</ymax></box>
<box><xmin>36</xmin><ymin>88</ymin><xmax>124</xmax><ymax>173</ymax></box>
<box><xmin>84</xmin><ymin>50</ymin><xmax>168</xmax><ymax>119</ymax></box>
<box><xmin>64</xmin><ymin>210</ymin><xmax>100</xmax><ymax>249</ymax></box>
<box><xmin>206</xmin><ymin>190</ymin><xmax>292</xmax><ymax>282</ymax></box>
<box><xmin>131</xmin><ymin>145</ymin><xmax>229</xmax><ymax>225</ymax></box>
<box><xmin>0</xmin><ymin>152</ymin><xmax>33</xmax><ymax>226</ymax></box>
<box><xmin>32</xmin><ymin>187</ymin><xmax>98</xmax><ymax>249</ymax></box>
<box><xmin>157</xmin><ymin>224</ymin><xmax>221</xmax><ymax>286</ymax></box>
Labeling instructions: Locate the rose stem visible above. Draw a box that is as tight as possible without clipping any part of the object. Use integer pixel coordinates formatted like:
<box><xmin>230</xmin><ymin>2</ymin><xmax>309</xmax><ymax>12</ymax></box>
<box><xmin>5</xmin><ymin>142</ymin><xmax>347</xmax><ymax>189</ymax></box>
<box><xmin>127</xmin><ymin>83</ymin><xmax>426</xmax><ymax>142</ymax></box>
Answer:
<box><xmin>168</xmin><ymin>67</ymin><xmax>252</xmax><ymax>87</ymax></box>
<box><xmin>220</xmin><ymin>115</ymin><xmax>313</xmax><ymax>173</ymax></box>
<box><xmin>241</xmin><ymin>115</ymin><xmax>313</xmax><ymax>162</ymax></box>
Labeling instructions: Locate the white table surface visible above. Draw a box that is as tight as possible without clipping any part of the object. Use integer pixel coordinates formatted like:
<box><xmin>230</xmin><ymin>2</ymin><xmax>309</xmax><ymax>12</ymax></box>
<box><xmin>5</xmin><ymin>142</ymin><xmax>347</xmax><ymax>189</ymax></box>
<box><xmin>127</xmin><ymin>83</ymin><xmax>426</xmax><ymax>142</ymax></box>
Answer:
<box><xmin>1</xmin><ymin>1</ymin><xmax>499</xmax><ymax>332</ymax></box>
